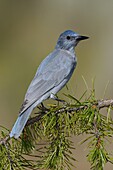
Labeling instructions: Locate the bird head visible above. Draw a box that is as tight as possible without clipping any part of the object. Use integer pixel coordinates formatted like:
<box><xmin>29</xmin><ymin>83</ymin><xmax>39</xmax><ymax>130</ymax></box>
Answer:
<box><xmin>55</xmin><ymin>30</ymin><xmax>89</xmax><ymax>53</ymax></box>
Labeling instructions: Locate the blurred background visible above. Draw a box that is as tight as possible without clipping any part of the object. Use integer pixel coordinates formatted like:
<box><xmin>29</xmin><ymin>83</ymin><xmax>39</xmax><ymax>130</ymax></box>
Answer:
<box><xmin>0</xmin><ymin>0</ymin><xmax>113</xmax><ymax>169</ymax></box>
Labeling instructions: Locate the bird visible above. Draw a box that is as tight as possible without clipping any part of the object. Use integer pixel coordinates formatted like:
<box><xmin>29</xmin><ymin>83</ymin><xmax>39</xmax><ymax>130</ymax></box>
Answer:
<box><xmin>10</xmin><ymin>30</ymin><xmax>89</xmax><ymax>138</ymax></box>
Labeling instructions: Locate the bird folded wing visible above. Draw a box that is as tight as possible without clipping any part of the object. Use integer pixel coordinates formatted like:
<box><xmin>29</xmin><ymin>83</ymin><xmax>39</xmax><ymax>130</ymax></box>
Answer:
<box><xmin>19</xmin><ymin>50</ymin><xmax>75</xmax><ymax>114</ymax></box>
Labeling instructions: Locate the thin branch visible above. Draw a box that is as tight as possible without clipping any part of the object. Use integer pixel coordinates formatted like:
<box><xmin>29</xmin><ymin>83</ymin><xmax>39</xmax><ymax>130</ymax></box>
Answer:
<box><xmin>1</xmin><ymin>99</ymin><xmax>113</xmax><ymax>144</ymax></box>
<box><xmin>26</xmin><ymin>99</ymin><xmax>113</xmax><ymax>126</ymax></box>
<box><xmin>4</xmin><ymin>142</ymin><xmax>14</xmax><ymax>170</ymax></box>
<box><xmin>0</xmin><ymin>136</ymin><xmax>10</xmax><ymax>145</ymax></box>
<box><xmin>97</xmin><ymin>99</ymin><xmax>113</xmax><ymax>108</ymax></box>
<box><xmin>26</xmin><ymin>111</ymin><xmax>48</xmax><ymax>126</ymax></box>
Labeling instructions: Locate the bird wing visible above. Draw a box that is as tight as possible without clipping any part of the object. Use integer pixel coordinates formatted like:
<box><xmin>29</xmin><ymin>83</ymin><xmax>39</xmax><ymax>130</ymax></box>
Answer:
<box><xmin>20</xmin><ymin>49</ymin><xmax>76</xmax><ymax>114</ymax></box>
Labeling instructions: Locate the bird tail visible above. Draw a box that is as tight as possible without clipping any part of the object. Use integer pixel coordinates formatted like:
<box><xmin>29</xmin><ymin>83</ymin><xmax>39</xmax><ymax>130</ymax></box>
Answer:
<box><xmin>10</xmin><ymin>106</ymin><xmax>33</xmax><ymax>139</ymax></box>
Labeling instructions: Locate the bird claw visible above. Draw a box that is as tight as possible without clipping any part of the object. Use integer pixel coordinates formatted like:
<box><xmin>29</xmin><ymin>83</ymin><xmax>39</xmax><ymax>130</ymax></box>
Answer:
<box><xmin>37</xmin><ymin>103</ymin><xmax>49</xmax><ymax>111</ymax></box>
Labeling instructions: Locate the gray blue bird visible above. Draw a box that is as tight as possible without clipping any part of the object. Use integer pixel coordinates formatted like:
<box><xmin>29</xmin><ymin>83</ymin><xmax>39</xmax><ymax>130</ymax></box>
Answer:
<box><xmin>10</xmin><ymin>30</ymin><xmax>89</xmax><ymax>138</ymax></box>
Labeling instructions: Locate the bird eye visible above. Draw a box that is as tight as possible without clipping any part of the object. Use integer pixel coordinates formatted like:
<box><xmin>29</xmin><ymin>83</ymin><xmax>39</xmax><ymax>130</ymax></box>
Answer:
<box><xmin>66</xmin><ymin>36</ymin><xmax>71</xmax><ymax>40</ymax></box>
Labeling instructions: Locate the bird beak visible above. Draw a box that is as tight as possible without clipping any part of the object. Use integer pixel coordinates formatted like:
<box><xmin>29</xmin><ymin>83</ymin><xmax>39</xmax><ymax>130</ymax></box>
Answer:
<box><xmin>76</xmin><ymin>35</ymin><xmax>89</xmax><ymax>41</ymax></box>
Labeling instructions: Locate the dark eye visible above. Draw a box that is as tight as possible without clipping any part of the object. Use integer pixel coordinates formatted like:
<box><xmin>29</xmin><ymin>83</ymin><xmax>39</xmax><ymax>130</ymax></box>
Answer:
<box><xmin>66</xmin><ymin>36</ymin><xmax>71</xmax><ymax>40</ymax></box>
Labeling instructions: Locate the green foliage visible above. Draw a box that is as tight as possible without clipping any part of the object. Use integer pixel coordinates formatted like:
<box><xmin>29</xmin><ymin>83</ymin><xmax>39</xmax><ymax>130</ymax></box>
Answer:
<box><xmin>0</xmin><ymin>89</ymin><xmax>113</xmax><ymax>170</ymax></box>
<box><xmin>0</xmin><ymin>131</ymin><xmax>34</xmax><ymax>169</ymax></box>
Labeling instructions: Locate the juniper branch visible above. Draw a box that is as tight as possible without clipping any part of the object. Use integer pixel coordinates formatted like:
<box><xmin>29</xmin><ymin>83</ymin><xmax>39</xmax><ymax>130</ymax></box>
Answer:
<box><xmin>0</xmin><ymin>136</ymin><xmax>9</xmax><ymax>145</ymax></box>
<box><xmin>1</xmin><ymin>96</ymin><xmax>113</xmax><ymax>170</ymax></box>
<box><xmin>26</xmin><ymin>99</ymin><xmax>113</xmax><ymax>126</ymax></box>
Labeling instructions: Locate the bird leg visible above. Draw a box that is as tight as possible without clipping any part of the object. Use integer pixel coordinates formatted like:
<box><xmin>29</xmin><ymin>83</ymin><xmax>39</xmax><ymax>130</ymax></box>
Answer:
<box><xmin>50</xmin><ymin>93</ymin><xmax>66</xmax><ymax>104</ymax></box>
<box><xmin>37</xmin><ymin>102</ymin><xmax>48</xmax><ymax>111</ymax></box>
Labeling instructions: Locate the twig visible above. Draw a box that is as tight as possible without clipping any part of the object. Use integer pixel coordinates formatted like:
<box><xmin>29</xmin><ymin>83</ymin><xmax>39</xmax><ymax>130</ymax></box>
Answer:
<box><xmin>26</xmin><ymin>111</ymin><xmax>48</xmax><ymax>126</ymax></box>
<box><xmin>0</xmin><ymin>136</ymin><xmax>10</xmax><ymax>145</ymax></box>
<box><xmin>1</xmin><ymin>99</ymin><xmax>113</xmax><ymax>143</ymax></box>
<box><xmin>97</xmin><ymin>99</ymin><xmax>113</xmax><ymax>108</ymax></box>
<box><xmin>4</xmin><ymin>142</ymin><xmax>14</xmax><ymax>170</ymax></box>
<box><xmin>0</xmin><ymin>136</ymin><xmax>14</xmax><ymax>169</ymax></box>
<box><xmin>26</xmin><ymin>99</ymin><xmax>113</xmax><ymax>126</ymax></box>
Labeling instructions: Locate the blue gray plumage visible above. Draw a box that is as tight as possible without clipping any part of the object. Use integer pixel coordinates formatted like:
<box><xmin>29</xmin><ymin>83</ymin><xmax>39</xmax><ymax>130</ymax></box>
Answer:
<box><xmin>10</xmin><ymin>30</ymin><xmax>89</xmax><ymax>138</ymax></box>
